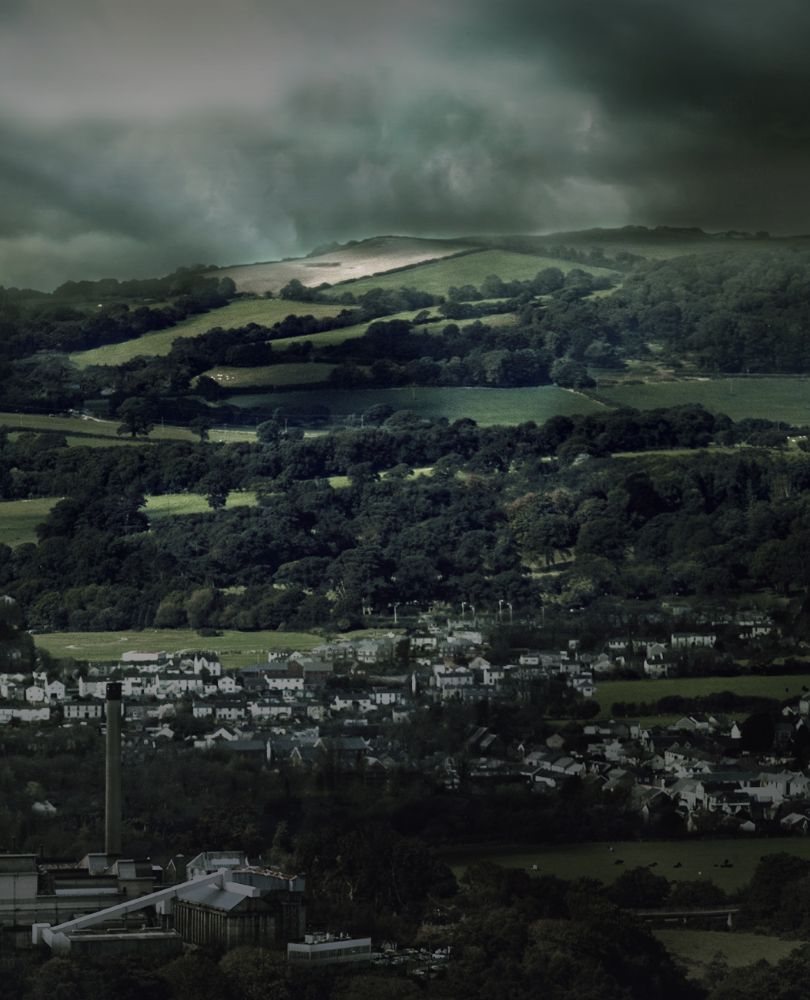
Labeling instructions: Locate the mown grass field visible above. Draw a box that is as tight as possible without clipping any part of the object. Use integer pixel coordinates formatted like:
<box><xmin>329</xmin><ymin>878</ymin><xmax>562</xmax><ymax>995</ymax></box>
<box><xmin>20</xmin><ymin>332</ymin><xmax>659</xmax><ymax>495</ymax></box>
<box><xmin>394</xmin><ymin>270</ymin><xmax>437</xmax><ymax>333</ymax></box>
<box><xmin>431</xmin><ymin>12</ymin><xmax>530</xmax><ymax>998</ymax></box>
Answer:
<box><xmin>654</xmin><ymin>929</ymin><xmax>801</xmax><ymax>977</ymax></box>
<box><xmin>33</xmin><ymin>626</ymin><xmax>396</xmax><ymax>668</ymax></box>
<box><xmin>144</xmin><ymin>492</ymin><xmax>259</xmax><ymax>519</ymax></box>
<box><xmin>0</xmin><ymin>411</ymin><xmax>256</xmax><ymax>445</ymax></box>
<box><xmin>336</xmin><ymin>249</ymin><xmax>617</xmax><ymax>297</ymax></box>
<box><xmin>225</xmin><ymin>386</ymin><xmax>606</xmax><ymax>424</ymax></box>
<box><xmin>597</xmin><ymin>377</ymin><xmax>810</xmax><ymax>426</ymax></box>
<box><xmin>205</xmin><ymin>362</ymin><xmax>338</xmax><ymax>389</ymax></box>
<box><xmin>597</xmin><ymin>674</ymin><xmax>810</xmax><ymax>718</ymax></box>
<box><xmin>69</xmin><ymin>299</ymin><xmax>347</xmax><ymax>367</ymax></box>
<box><xmin>0</xmin><ymin>498</ymin><xmax>60</xmax><ymax>547</ymax></box>
<box><xmin>33</xmin><ymin>629</ymin><xmax>324</xmax><ymax>668</ymax></box>
<box><xmin>0</xmin><ymin>492</ymin><xmax>262</xmax><ymax>547</ymax></box>
<box><xmin>446</xmin><ymin>837</ymin><xmax>810</xmax><ymax>892</ymax></box>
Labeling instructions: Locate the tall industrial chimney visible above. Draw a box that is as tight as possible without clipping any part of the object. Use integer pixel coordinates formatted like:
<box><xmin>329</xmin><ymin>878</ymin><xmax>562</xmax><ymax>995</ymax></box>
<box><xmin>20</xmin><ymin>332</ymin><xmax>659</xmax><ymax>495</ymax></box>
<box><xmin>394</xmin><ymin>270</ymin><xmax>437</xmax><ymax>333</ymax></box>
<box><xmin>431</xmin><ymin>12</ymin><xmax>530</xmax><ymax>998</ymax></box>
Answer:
<box><xmin>105</xmin><ymin>682</ymin><xmax>123</xmax><ymax>857</ymax></box>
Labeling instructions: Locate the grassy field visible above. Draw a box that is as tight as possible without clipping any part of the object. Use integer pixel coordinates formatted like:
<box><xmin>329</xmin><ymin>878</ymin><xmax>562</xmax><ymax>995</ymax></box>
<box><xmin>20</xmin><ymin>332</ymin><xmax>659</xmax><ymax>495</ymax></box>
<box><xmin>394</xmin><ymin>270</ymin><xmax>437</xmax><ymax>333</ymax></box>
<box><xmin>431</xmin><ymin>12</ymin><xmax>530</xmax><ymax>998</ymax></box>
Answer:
<box><xmin>144</xmin><ymin>492</ymin><xmax>259</xmax><ymax>519</ymax></box>
<box><xmin>0</xmin><ymin>492</ymin><xmax>262</xmax><ymax>547</ymax></box>
<box><xmin>327</xmin><ymin>467</ymin><xmax>433</xmax><ymax>489</ymax></box>
<box><xmin>33</xmin><ymin>626</ymin><xmax>400</xmax><ymax>668</ymax></box>
<box><xmin>69</xmin><ymin>299</ymin><xmax>346</xmax><ymax>367</ymax></box>
<box><xmin>269</xmin><ymin>308</ymin><xmax>443</xmax><ymax>350</ymax></box>
<box><xmin>7</xmin><ymin>432</ymin><xmax>150</xmax><ymax>448</ymax></box>
<box><xmin>547</xmin><ymin>232</ymin><xmax>809</xmax><ymax>261</ymax></box>
<box><xmin>336</xmin><ymin>249</ymin><xmax>617</xmax><ymax>297</ymax></box>
<box><xmin>212</xmin><ymin>237</ymin><xmax>472</xmax><ymax>295</ymax></box>
<box><xmin>0</xmin><ymin>411</ymin><xmax>256</xmax><ymax>445</ymax></box>
<box><xmin>268</xmin><ymin>309</ymin><xmax>516</xmax><ymax>352</ymax></box>
<box><xmin>597</xmin><ymin>674</ymin><xmax>810</xmax><ymax>718</ymax></box>
<box><xmin>205</xmin><ymin>363</ymin><xmax>337</xmax><ymax>389</ymax></box>
<box><xmin>654</xmin><ymin>929</ymin><xmax>801</xmax><ymax>977</ymax></box>
<box><xmin>597</xmin><ymin>378</ymin><xmax>810</xmax><ymax>426</ymax></box>
<box><xmin>225</xmin><ymin>386</ymin><xmax>606</xmax><ymax>424</ymax></box>
<box><xmin>34</xmin><ymin>628</ymin><xmax>324</xmax><ymax>668</ymax></box>
<box><xmin>0</xmin><ymin>498</ymin><xmax>60</xmax><ymax>547</ymax></box>
<box><xmin>446</xmin><ymin>837</ymin><xmax>810</xmax><ymax>892</ymax></box>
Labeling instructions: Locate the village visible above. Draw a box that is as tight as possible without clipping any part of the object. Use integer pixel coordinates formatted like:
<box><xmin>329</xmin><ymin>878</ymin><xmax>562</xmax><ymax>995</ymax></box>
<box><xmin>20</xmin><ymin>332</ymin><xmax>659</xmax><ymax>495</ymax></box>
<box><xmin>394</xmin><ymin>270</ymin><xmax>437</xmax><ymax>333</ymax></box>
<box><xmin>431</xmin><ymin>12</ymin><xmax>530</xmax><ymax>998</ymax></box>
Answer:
<box><xmin>3</xmin><ymin>607</ymin><xmax>810</xmax><ymax>838</ymax></box>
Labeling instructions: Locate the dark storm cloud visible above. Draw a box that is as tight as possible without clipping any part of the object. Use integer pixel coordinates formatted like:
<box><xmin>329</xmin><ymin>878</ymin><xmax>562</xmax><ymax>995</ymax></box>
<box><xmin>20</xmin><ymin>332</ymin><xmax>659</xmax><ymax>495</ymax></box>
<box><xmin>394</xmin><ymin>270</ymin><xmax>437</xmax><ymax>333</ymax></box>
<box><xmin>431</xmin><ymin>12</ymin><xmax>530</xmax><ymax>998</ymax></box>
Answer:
<box><xmin>0</xmin><ymin>0</ymin><xmax>808</xmax><ymax>288</ymax></box>
<box><xmin>479</xmin><ymin>0</ymin><xmax>810</xmax><ymax>232</ymax></box>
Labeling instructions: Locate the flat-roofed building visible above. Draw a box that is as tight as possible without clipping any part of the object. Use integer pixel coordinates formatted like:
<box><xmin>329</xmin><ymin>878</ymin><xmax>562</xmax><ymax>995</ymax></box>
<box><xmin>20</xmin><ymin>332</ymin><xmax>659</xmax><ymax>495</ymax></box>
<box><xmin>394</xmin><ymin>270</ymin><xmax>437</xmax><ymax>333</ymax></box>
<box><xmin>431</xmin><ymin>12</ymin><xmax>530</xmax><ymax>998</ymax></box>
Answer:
<box><xmin>288</xmin><ymin>932</ymin><xmax>373</xmax><ymax>964</ymax></box>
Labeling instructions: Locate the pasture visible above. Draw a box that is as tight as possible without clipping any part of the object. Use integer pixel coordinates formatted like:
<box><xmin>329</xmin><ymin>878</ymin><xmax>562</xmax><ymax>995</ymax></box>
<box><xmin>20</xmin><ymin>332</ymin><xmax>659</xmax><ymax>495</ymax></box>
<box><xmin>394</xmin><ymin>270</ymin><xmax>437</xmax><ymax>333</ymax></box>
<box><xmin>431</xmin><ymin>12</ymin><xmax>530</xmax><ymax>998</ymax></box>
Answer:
<box><xmin>268</xmin><ymin>308</ymin><xmax>443</xmax><ymax>350</ymax></box>
<box><xmin>225</xmin><ymin>385</ymin><xmax>606</xmax><ymax>425</ymax></box>
<box><xmin>211</xmin><ymin>236</ymin><xmax>473</xmax><ymax>295</ymax></box>
<box><xmin>547</xmin><ymin>232</ymin><xmax>809</xmax><ymax>261</ymax></box>
<box><xmin>336</xmin><ymin>249</ymin><xmax>617</xmax><ymax>298</ymax></box>
<box><xmin>597</xmin><ymin>673</ymin><xmax>810</xmax><ymax>718</ymax></box>
<box><xmin>0</xmin><ymin>411</ymin><xmax>256</xmax><ymax>445</ymax></box>
<box><xmin>69</xmin><ymin>298</ymin><xmax>346</xmax><ymax>367</ymax></box>
<box><xmin>654</xmin><ymin>929</ymin><xmax>801</xmax><ymax>978</ymax></box>
<box><xmin>0</xmin><ymin>497</ymin><xmax>60</xmax><ymax>548</ymax></box>
<box><xmin>33</xmin><ymin>629</ymin><xmax>323</xmax><ymax>668</ymax></box>
<box><xmin>144</xmin><ymin>491</ymin><xmax>259</xmax><ymax>519</ymax></box>
<box><xmin>268</xmin><ymin>308</ymin><xmax>515</xmax><ymax>352</ymax></box>
<box><xmin>7</xmin><ymin>432</ymin><xmax>149</xmax><ymax>448</ymax></box>
<box><xmin>0</xmin><ymin>492</ymin><xmax>261</xmax><ymax>547</ymax></box>
<box><xmin>446</xmin><ymin>837</ymin><xmax>810</xmax><ymax>893</ymax></box>
<box><xmin>597</xmin><ymin>377</ymin><xmax>810</xmax><ymax>426</ymax></box>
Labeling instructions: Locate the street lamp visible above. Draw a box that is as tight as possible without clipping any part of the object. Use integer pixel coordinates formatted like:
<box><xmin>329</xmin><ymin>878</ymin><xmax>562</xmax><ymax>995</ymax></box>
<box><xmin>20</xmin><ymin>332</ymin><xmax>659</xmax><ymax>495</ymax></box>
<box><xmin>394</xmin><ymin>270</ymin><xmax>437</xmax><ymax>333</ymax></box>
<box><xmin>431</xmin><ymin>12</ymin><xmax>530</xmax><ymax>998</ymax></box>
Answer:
<box><xmin>507</xmin><ymin>601</ymin><xmax>513</xmax><ymax>624</ymax></box>
<box><xmin>498</xmin><ymin>599</ymin><xmax>504</xmax><ymax>621</ymax></box>
<box><xmin>392</xmin><ymin>602</ymin><xmax>400</xmax><ymax>624</ymax></box>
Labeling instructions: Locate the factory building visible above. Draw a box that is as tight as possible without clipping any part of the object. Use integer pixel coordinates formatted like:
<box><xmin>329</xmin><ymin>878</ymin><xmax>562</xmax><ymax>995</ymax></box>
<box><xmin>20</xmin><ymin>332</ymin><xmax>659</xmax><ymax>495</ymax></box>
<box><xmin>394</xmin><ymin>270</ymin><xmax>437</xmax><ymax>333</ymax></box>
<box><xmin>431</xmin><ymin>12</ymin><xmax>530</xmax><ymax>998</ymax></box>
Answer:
<box><xmin>173</xmin><ymin>867</ymin><xmax>305</xmax><ymax>949</ymax></box>
<box><xmin>0</xmin><ymin>853</ymin><xmax>158</xmax><ymax>949</ymax></box>
<box><xmin>34</xmin><ymin>866</ymin><xmax>306</xmax><ymax>956</ymax></box>
<box><xmin>5</xmin><ymin>682</ymin><xmax>310</xmax><ymax>957</ymax></box>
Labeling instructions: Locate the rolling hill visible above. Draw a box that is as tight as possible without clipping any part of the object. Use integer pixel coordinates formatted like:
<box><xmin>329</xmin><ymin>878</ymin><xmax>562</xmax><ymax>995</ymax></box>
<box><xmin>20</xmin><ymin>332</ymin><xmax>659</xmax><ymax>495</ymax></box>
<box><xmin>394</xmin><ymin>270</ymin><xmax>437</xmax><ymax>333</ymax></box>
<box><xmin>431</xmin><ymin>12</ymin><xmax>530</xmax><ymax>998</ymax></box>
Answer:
<box><xmin>210</xmin><ymin>235</ymin><xmax>474</xmax><ymax>294</ymax></box>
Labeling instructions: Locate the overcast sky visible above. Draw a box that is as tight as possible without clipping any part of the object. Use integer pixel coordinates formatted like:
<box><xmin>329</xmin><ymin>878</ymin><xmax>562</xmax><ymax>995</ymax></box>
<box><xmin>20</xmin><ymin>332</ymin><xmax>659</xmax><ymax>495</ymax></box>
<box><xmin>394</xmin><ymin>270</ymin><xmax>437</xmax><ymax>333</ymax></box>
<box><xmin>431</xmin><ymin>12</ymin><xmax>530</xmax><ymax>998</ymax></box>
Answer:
<box><xmin>2</xmin><ymin>0</ymin><xmax>809</xmax><ymax>289</ymax></box>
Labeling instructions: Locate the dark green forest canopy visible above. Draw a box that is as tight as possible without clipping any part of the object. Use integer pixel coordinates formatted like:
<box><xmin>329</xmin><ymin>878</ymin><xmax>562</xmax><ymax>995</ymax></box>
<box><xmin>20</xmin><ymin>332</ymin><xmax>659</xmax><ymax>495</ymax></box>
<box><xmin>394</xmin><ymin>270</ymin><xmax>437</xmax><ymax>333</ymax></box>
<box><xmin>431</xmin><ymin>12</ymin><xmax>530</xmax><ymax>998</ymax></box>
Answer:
<box><xmin>0</xmin><ymin>404</ymin><xmax>807</xmax><ymax>631</ymax></box>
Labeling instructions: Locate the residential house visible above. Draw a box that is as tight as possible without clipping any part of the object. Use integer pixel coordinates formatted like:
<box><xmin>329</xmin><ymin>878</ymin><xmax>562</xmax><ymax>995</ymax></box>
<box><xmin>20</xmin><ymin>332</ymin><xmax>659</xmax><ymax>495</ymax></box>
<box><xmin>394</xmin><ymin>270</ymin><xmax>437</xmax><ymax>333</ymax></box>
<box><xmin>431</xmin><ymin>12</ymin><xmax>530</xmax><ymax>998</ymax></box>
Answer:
<box><xmin>671</xmin><ymin>632</ymin><xmax>717</xmax><ymax>649</ymax></box>
<box><xmin>62</xmin><ymin>701</ymin><xmax>104</xmax><ymax>721</ymax></box>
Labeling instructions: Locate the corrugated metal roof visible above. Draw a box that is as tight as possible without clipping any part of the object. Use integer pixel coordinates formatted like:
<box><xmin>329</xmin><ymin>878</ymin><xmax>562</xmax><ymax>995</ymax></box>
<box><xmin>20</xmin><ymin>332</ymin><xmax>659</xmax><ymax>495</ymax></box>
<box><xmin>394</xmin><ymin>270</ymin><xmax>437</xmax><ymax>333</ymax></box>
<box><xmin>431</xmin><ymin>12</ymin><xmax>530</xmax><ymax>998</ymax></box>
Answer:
<box><xmin>179</xmin><ymin>883</ymin><xmax>251</xmax><ymax>911</ymax></box>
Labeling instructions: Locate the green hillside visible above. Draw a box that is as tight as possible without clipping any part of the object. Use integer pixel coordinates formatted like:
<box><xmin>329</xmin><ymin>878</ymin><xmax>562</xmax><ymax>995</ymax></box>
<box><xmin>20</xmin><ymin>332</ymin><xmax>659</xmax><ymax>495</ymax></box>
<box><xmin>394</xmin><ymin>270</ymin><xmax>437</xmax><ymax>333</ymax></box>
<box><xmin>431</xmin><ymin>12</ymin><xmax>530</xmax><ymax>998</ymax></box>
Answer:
<box><xmin>70</xmin><ymin>298</ymin><xmax>348</xmax><ymax>367</ymax></box>
<box><xmin>335</xmin><ymin>249</ymin><xmax>617</xmax><ymax>297</ymax></box>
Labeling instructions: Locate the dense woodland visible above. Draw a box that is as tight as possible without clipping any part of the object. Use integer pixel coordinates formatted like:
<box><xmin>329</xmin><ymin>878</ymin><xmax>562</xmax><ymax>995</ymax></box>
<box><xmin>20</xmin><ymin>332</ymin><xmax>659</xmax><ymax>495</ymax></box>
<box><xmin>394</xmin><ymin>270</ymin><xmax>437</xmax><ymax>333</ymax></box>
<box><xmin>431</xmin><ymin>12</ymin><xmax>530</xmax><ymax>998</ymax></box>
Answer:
<box><xmin>0</xmin><ymin>405</ymin><xmax>808</xmax><ymax>632</ymax></box>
